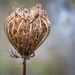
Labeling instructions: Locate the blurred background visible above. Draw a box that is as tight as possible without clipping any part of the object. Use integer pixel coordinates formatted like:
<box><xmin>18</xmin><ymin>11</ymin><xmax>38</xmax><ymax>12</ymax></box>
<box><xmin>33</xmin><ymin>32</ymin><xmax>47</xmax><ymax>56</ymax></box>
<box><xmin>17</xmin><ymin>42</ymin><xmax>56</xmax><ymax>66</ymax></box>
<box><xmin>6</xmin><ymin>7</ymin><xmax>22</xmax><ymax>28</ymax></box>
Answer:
<box><xmin>0</xmin><ymin>0</ymin><xmax>75</xmax><ymax>75</ymax></box>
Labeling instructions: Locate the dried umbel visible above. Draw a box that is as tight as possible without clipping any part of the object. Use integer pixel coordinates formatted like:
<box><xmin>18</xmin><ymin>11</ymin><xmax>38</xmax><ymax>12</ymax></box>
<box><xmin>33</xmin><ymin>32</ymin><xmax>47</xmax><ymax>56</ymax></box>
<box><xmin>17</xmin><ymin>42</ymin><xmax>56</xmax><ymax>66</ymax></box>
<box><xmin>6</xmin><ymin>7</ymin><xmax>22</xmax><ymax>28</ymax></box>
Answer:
<box><xmin>4</xmin><ymin>4</ymin><xmax>51</xmax><ymax>59</ymax></box>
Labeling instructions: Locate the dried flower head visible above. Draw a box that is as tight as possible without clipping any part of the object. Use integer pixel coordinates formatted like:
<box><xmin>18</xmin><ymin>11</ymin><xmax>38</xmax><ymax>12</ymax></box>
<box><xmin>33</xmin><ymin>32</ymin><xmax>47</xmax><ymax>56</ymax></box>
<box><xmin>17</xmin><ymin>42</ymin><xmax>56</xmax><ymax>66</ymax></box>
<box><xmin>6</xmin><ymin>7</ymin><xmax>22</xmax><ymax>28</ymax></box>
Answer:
<box><xmin>4</xmin><ymin>4</ymin><xmax>51</xmax><ymax>59</ymax></box>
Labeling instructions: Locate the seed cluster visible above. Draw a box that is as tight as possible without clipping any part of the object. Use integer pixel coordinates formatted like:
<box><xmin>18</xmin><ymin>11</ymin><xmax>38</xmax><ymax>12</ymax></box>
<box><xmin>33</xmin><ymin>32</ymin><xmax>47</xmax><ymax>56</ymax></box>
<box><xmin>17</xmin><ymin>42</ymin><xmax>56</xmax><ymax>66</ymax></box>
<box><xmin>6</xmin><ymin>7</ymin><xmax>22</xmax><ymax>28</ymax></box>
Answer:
<box><xmin>4</xmin><ymin>4</ymin><xmax>51</xmax><ymax>59</ymax></box>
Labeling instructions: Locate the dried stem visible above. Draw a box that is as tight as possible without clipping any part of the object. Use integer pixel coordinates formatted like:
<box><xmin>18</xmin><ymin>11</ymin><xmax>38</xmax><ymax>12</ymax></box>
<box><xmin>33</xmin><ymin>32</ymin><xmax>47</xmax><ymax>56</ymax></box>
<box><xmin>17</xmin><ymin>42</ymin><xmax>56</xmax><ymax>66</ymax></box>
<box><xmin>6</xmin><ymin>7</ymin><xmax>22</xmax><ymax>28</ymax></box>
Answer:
<box><xmin>23</xmin><ymin>58</ymin><xmax>26</xmax><ymax>75</ymax></box>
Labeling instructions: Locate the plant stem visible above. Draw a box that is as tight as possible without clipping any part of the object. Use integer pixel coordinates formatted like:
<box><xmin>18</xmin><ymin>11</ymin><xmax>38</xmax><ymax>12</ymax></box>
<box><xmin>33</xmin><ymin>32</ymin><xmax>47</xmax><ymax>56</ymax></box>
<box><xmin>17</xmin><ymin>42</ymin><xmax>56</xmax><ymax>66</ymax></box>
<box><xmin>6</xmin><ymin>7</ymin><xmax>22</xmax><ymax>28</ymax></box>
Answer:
<box><xmin>23</xmin><ymin>58</ymin><xmax>26</xmax><ymax>75</ymax></box>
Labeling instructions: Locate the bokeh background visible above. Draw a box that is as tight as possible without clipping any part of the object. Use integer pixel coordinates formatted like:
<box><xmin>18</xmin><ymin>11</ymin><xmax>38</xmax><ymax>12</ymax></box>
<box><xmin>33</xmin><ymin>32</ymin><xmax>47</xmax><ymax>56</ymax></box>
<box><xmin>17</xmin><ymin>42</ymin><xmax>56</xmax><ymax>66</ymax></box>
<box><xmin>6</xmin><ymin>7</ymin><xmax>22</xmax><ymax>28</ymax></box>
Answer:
<box><xmin>0</xmin><ymin>0</ymin><xmax>75</xmax><ymax>75</ymax></box>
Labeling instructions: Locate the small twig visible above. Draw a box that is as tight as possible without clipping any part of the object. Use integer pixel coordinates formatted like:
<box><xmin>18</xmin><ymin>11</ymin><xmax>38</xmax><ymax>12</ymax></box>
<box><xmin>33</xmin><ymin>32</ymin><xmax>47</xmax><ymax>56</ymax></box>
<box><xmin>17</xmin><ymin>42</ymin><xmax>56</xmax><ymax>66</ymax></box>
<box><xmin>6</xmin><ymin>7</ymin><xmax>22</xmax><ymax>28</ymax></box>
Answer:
<box><xmin>23</xmin><ymin>58</ymin><xmax>26</xmax><ymax>75</ymax></box>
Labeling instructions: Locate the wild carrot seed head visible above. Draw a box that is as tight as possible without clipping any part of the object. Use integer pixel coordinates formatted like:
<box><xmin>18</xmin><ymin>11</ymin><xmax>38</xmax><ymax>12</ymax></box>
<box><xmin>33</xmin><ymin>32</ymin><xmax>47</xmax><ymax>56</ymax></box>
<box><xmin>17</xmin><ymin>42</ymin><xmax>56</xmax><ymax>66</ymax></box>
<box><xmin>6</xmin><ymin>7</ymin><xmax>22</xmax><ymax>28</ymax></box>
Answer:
<box><xmin>4</xmin><ymin>4</ymin><xmax>51</xmax><ymax>59</ymax></box>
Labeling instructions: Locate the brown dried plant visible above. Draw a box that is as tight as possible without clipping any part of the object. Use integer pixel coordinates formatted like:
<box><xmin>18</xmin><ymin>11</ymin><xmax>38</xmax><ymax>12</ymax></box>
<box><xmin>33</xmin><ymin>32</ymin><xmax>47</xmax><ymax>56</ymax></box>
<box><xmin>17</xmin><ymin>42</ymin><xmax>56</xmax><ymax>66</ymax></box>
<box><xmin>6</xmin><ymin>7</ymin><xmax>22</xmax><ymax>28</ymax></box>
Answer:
<box><xmin>4</xmin><ymin>4</ymin><xmax>51</xmax><ymax>75</ymax></box>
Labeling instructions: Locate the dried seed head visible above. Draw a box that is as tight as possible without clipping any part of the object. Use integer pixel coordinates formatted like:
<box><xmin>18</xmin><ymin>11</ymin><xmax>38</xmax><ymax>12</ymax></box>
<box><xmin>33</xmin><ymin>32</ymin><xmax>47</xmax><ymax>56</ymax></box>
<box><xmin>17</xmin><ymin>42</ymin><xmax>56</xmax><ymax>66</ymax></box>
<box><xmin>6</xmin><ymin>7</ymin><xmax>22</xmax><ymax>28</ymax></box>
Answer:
<box><xmin>4</xmin><ymin>4</ymin><xmax>51</xmax><ymax>59</ymax></box>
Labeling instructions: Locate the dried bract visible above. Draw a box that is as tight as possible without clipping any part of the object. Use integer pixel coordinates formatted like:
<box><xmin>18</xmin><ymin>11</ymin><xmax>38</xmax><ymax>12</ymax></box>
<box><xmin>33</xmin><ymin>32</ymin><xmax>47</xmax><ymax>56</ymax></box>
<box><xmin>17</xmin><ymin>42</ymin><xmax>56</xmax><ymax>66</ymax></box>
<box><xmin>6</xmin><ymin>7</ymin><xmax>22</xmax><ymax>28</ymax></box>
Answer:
<box><xmin>4</xmin><ymin>4</ymin><xmax>51</xmax><ymax>59</ymax></box>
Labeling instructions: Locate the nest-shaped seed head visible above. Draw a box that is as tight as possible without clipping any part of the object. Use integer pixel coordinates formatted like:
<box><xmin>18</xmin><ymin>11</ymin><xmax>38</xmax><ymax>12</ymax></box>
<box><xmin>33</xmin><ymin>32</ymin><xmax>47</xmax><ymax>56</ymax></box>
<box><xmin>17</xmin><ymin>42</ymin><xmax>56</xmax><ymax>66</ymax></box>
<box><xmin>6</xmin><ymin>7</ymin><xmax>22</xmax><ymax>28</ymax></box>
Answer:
<box><xmin>4</xmin><ymin>4</ymin><xmax>51</xmax><ymax>59</ymax></box>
